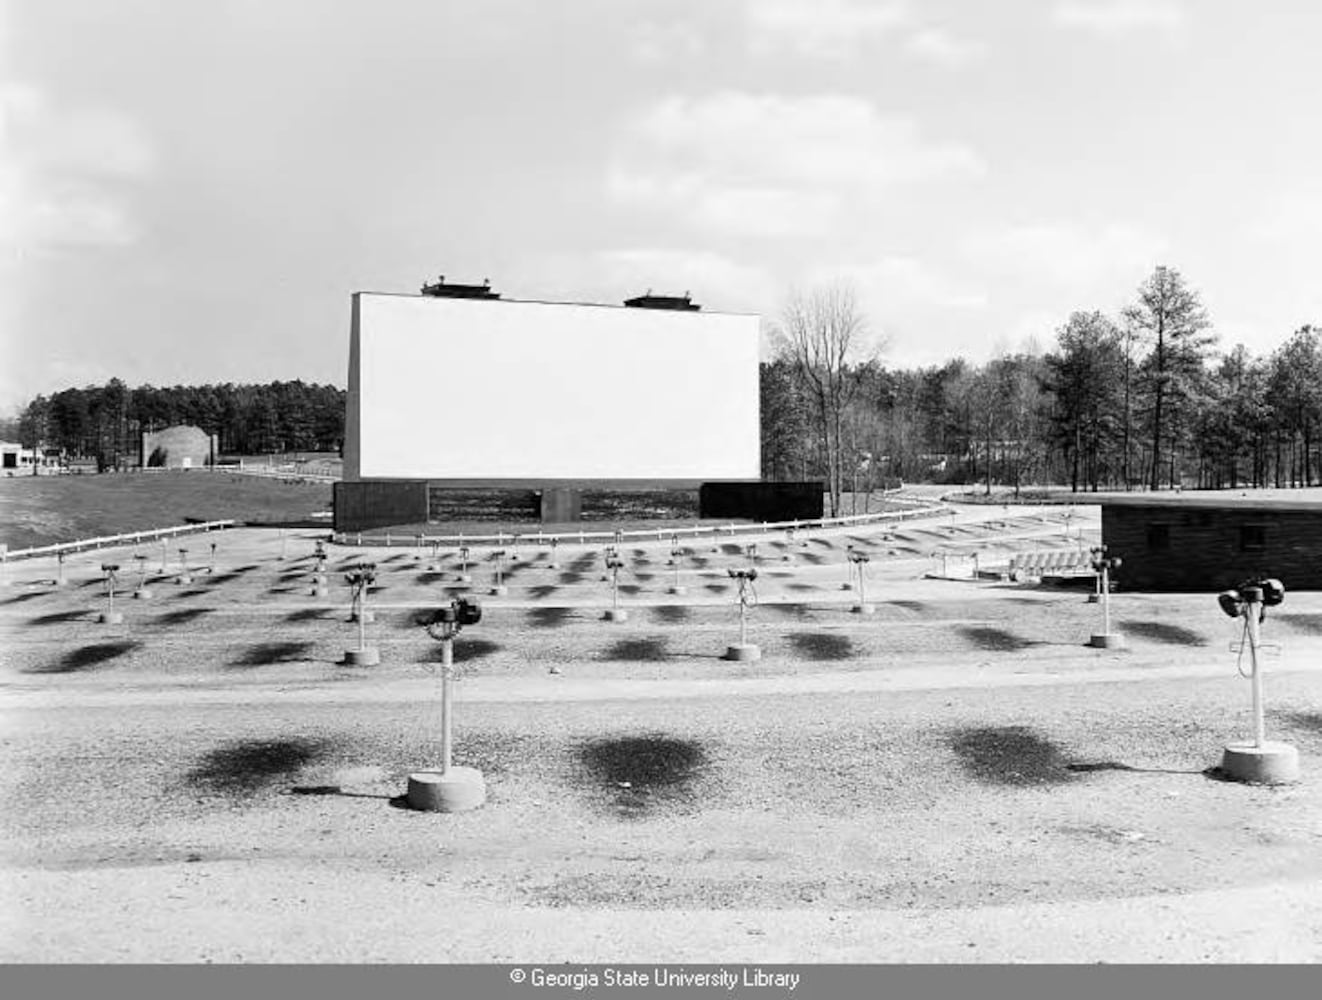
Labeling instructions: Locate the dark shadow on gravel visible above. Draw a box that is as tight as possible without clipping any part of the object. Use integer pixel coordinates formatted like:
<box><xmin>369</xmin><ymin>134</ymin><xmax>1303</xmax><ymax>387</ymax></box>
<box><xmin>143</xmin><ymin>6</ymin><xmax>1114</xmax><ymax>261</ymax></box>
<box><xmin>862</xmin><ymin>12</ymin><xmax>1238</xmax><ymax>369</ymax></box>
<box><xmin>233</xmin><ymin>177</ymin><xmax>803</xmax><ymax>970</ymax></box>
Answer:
<box><xmin>415</xmin><ymin>572</ymin><xmax>449</xmax><ymax>585</ymax></box>
<box><xmin>27</xmin><ymin>640</ymin><xmax>141</xmax><ymax>674</ymax></box>
<box><xmin>188</xmin><ymin>737</ymin><xmax>337</xmax><ymax>797</ymax></box>
<box><xmin>789</xmin><ymin>632</ymin><xmax>854</xmax><ymax>660</ymax></box>
<box><xmin>28</xmin><ymin>610</ymin><xmax>90</xmax><ymax>626</ymax></box>
<box><xmin>418</xmin><ymin>638</ymin><xmax>503</xmax><ymax>664</ymax></box>
<box><xmin>1120</xmin><ymin>620</ymin><xmax>1209</xmax><ymax>646</ymax></box>
<box><xmin>155</xmin><ymin>607</ymin><xmax>214</xmax><ymax>626</ymax></box>
<box><xmin>890</xmin><ymin>600</ymin><xmax>929</xmax><ymax>614</ymax></box>
<box><xmin>948</xmin><ymin>726</ymin><xmax>1078</xmax><ymax>786</ymax></box>
<box><xmin>231</xmin><ymin>640</ymin><xmax>315</xmax><ymax>667</ymax></box>
<box><xmin>787</xmin><ymin>583</ymin><xmax>818</xmax><ymax>592</ymax></box>
<box><xmin>527</xmin><ymin>606</ymin><xmax>574</xmax><ymax>629</ymax></box>
<box><xmin>1273</xmin><ymin>710</ymin><xmax>1322</xmax><ymax>735</ymax></box>
<box><xmin>206</xmin><ymin>572</ymin><xmax>244</xmax><ymax>585</ymax></box>
<box><xmin>289</xmin><ymin>786</ymin><xmax>391</xmax><ymax>800</ymax></box>
<box><xmin>577</xmin><ymin>734</ymin><xmax>712</xmax><ymax>818</ymax></box>
<box><xmin>958</xmin><ymin>626</ymin><xmax>1037</xmax><ymax>652</ymax></box>
<box><xmin>528</xmin><ymin>584</ymin><xmax>559</xmax><ymax>600</ymax></box>
<box><xmin>766</xmin><ymin>603</ymin><xmax>811</xmax><ymax>619</ymax></box>
<box><xmin>649</xmin><ymin>605</ymin><xmax>692</xmax><ymax>624</ymax></box>
<box><xmin>600</xmin><ymin>637</ymin><xmax>669</xmax><ymax>661</ymax></box>
<box><xmin>1066</xmin><ymin>761</ymin><xmax>1205</xmax><ymax>775</ymax></box>
<box><xmin>558</xmin><ymin>572</ymin><xmax>586</xmax><ymax>585</ymax></box>
<box><xmin>797</xmin><ymin>552</ymin><xmax>825</xmax><ymax>565</ymax></box>
<box><xmin>285</xmin><ymin>608</ymin><xmax>329</xmax><ymax>623</ymax></box>
<box><xmin>2</xmin><ymin>592</ymin><xmax>49</xmax><ymax>604</ymax></box>
<box><xmin>1274</xmin><ymin>613</ymin><xmax>1322</xmax><ymax>636</ymax></box>
<box><xmin>619</xmin><ymin>584</ymin><xmax>642</xmax><ymax>596</ymax></box>
<box><xmin>704</xmin><ymin>583</ymin><xmax>730</xmax><ymax>594</ymax></box>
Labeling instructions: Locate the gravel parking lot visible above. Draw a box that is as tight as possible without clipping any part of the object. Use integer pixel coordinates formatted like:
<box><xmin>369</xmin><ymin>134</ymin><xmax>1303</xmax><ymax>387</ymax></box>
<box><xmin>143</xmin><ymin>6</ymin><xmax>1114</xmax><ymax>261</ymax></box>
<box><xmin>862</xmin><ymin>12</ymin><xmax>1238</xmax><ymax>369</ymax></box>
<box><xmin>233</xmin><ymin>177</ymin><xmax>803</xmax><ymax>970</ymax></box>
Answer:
<box><xmin>4</xmin><ymin>507</ymin><xmax>1321</xmax><ymax>963</ymax></box>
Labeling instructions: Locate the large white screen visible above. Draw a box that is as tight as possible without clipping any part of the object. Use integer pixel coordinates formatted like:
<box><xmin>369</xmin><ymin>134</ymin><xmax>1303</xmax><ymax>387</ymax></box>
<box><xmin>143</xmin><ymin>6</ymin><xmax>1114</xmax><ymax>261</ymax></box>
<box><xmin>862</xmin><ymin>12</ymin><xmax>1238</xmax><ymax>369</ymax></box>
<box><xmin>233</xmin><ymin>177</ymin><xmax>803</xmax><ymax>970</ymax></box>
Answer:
<box><xmin>346</xmin><ymin>293</ymin><xmax>761</xmax><ymax>481</ymax></box>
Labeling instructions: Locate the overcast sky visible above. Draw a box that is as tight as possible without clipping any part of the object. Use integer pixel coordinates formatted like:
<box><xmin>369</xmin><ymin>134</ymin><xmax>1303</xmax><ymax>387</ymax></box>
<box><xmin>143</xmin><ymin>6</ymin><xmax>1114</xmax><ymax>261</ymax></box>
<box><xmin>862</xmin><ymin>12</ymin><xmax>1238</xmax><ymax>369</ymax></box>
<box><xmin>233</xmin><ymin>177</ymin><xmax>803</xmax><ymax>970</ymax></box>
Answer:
<box><xmin>3</xmin><ymin>0</ymin><xmax>1320</xmax><ymax>414</ymax></box>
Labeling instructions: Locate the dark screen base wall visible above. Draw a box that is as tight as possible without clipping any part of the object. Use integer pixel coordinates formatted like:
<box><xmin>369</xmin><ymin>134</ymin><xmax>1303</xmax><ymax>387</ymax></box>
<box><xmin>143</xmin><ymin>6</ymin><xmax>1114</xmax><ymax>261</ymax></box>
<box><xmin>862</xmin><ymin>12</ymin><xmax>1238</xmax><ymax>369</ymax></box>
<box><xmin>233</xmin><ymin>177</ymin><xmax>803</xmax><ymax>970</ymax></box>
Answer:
<box><xmin>335</xmin><ymin>480</ymin><xmax>825</xmax><ymax>532</ymax></box>
<box><xmin>334</xmin><ymin>481</ymin><xmax>429</xmax><ymax>533</ymax></box>
<box><xmin>699</xmin><ymin>482</ymin><xmax>824</xmax><ymax>522</ymax></box>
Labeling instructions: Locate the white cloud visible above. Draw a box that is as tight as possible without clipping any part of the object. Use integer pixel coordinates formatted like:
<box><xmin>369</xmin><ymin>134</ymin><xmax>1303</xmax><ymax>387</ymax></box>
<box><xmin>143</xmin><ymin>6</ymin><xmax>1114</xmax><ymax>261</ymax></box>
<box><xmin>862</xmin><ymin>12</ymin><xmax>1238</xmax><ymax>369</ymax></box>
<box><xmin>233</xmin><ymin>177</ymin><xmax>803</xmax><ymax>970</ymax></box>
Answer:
<box><xmin>0</xmin><ymin>83</ymin><xmax>154</xmax><ymax>257</ymax></box>
<box><xmin>904</xmin><ymin>27</ymin><xmax>986</xmax><ymax>69</ymax></box>
<box><xmin>630</xmin><ymin>20</ymin><xmax>705</xmax><ymax>63</ymax></box>
<box><xmin>814</xmin><ymin>256</ymin><xmax>987</xmax><ymax>311</ymax></box>
<box><xmin>1250</xmin><ymin>192</ymin><xmax>1322</xmax><ymax>244</ymax></box>
<box><xmin>796</xmin><ymin>256</ymin><xmax>989</xmax><ymax>361</ymax></box>
<box><xmin>1053</xmin><ymin>0</ymin><xmax>1186</xmax><ymax>33</ymax></box>
<box><xmin>746</xmin><ymin>0</ymin><xmax>911</xmax><ymax>59</ymax></box>
<box><xmin>961</xmin><ymin>222</ymin><xmax>1169</xmax><ymax>287</ymax></box>
<box><xmin>515</xmin><ymin>248</ymin><xmax>778</xmax><ymax>316</ymax></box>
<box><xmin>608</xmin><ymin>92</ymin><xmax>984</xmax><ymax>237</ymax></box>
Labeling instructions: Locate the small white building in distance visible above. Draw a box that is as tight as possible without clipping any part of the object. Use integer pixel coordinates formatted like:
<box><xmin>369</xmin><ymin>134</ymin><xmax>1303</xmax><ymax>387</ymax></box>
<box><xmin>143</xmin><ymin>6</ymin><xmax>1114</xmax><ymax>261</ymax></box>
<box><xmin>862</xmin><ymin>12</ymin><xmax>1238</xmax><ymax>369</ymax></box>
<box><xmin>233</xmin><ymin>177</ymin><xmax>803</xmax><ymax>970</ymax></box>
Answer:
<box><xmin>0</xmin><ymin>441</ymin><xmax>52</xmax><ymax>474</ymax></box>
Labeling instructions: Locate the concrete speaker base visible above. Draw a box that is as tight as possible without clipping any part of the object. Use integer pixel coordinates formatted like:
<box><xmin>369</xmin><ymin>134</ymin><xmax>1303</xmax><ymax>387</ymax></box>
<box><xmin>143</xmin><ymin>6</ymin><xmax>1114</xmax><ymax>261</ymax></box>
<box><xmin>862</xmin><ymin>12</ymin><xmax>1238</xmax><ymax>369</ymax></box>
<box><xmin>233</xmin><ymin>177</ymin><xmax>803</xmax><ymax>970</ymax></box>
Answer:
<box><xmin>1221</xmin><ymin>741</ymin><xmax>1300</xmax><ymax>785</ymax></box>
<box><xmin>349</xmin><ymin>610</ymin><xmax>375</xmax><ymax>624</ymax></box>
<box><xmin>176</xmin><ymin>575</ymin><xmax>193</xmax><ymax>586</ymax></box>
<box><xmin>724</xmin><ymin>643</ymin><xmax>761</xmax><ymax>661</ymax></box>
<box><xmin>851</xmin><ymin>603</ymin><xmax>876</xmax><ymax>615</ymax></box>
<box><xmin>668</xmin><ymin>586</ymin><xmax>687</xmax><ymax>596</ymax></box>
<box><xmin>781</xmin><ymin>555</ymin><xmax>794</xmax><ymax>564</ymax></box>
<box><xmin>840</xmin><ymin>582</ymin><xmax>853</xmax><ymax>591</ymax></box>
<box><xmin>98</xmin><ymin>611</ymin><xmax>124</xmax><ymax>624</ymax></box>
<box><xmin>343</xmin><ymin>647</ymin><xmax>381</xmax><ymax>667</ymax></box>
<box><xmin>1089</xmin><ymin>632</ymin><xmax>1125</xmax><ymax>649</ymax></box>
<box><xmin>544</xmin><ymin>563</ymin><xmax>558</xmax><ymax>571</ymax></box>
<box><xmin>604</xmin><ymin>608</ymin><xmax>628</xmax><ymax>622</ymax></box>
<box><xmin>311</xmin><ymin>586</ymin><xmax>328</xmax><ymax>598</ymax></box>
<box><xmin>133</xmin><ymin>588</ymin><xmax>153</xmax><ymax>600</ymax></box>
<box><xmin>455</xmin><ymin>574</ymin><xmax>472</xmax><ymax>584</ymax></box>
<box><xmin>490</xmin><ymin>585</ymin><xmax>508</xmax><ymax>597</ymax></box>
<box><xmin>406</xmin><ymin>767</ymin><xmax>487</xmax><ymax>812</ymax></box>
<box><xmin>1086</xmin><ymin>594</ymin><xmax>1100</xmax><ymax>604</ymax></box>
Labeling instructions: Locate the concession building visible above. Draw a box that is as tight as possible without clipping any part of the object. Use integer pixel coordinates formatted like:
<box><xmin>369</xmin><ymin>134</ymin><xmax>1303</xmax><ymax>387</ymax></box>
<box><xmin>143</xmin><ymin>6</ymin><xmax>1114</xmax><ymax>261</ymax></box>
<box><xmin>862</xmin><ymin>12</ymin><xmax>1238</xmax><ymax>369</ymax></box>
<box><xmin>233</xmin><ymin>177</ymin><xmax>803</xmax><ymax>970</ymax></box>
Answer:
<box><xmin>1100</xmin><ymin>494</ymin><xmax>1322</xmax><ymax>592</ymax></box>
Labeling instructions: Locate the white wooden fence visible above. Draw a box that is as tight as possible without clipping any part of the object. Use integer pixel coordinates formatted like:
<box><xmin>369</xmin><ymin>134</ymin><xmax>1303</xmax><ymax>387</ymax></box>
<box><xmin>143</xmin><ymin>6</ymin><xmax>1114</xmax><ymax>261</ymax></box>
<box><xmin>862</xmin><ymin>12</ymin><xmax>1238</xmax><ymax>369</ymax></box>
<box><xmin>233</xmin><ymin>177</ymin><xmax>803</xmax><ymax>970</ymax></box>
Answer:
<box><xmin>331</xmin><ymin>503</ymin><xmax>953</xmax><ymax>550</ymax></box>
<box><xmin>2</xmin><ymin>520</ymin><xmax>237</xmax><ymax>563</ymax></box>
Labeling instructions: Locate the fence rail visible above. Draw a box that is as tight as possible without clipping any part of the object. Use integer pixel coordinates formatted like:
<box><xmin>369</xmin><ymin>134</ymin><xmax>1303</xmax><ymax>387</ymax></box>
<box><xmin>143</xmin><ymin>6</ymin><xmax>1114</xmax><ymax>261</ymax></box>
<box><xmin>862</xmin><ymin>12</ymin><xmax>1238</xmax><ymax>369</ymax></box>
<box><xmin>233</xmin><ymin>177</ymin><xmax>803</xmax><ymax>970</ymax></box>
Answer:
<box><xmin>2</xmin><ymin>520</ymin><xmax>237</xmax><ymax>562</ymax></box>
<box><xmin>331</xmin><ymin>502</ymin><xmax>952</xmax><ymax>550</ymax></box>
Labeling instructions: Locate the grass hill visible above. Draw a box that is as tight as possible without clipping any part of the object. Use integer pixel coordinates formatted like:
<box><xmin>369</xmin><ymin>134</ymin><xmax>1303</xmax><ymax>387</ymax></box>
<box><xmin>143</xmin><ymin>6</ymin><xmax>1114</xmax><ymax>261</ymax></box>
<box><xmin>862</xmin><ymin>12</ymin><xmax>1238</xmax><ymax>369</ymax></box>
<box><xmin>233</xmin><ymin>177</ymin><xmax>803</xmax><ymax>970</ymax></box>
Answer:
<box><xmin>0</xmin><ymin>472</ymin><xmax>332</xmax><ymax>551</ymax></box>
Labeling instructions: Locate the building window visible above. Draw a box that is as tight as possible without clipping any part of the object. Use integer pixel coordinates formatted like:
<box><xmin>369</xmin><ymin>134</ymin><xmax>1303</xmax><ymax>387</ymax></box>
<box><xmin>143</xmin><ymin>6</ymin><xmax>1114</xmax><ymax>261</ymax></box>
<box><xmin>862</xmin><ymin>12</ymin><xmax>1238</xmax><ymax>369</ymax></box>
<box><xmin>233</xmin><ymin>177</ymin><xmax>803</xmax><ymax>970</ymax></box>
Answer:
<box><xmin>1146</xmin><ymin>523</ymin><xmax>1170</xmax><ymax>550</ymax></box>
<box><xmin>1240</xmin><ymin>525</ymin><xmax>1266</xmax><ymax>552</ymax></box>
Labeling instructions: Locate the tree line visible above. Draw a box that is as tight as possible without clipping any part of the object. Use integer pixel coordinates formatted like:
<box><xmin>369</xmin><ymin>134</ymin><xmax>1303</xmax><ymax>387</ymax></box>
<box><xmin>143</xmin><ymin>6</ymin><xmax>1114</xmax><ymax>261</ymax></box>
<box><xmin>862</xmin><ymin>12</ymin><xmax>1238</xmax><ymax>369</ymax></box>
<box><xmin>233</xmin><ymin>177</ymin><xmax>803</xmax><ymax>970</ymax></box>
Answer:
<box><xmin>10</xmin><ymin>265</ymin><xmax>1318</xmax><ymax>498</ymax></box>
<box><xmin>763</xmin><ymin>267</ymin><xmax>1321</xmax><ymax>515</ymax></box>
<box><xmin>14</xmin><ymin>380</ymin><xmax>346</xmax><ymax>468</ymax></box>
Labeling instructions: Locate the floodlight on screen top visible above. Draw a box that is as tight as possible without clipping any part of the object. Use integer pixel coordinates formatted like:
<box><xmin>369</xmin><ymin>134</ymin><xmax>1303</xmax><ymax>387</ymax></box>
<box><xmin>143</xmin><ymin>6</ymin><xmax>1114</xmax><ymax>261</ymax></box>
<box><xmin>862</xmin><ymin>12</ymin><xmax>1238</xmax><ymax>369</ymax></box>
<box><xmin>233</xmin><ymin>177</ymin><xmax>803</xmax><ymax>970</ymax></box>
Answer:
<box><xmin>344</xmin><ymin>293</ymin><xmax>761</xmax><ymax>482</ymax></box>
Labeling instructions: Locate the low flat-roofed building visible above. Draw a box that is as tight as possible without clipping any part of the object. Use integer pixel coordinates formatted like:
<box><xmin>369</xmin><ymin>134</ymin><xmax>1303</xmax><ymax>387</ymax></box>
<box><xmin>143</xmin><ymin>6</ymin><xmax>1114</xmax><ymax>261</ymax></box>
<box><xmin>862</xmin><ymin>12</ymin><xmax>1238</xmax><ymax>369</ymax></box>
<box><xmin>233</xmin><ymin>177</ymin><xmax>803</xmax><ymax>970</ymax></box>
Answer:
<box><xmin>1099</xmin><ymin>493</ymin><xmax>1322</xmax><ymax>592</ymax></box>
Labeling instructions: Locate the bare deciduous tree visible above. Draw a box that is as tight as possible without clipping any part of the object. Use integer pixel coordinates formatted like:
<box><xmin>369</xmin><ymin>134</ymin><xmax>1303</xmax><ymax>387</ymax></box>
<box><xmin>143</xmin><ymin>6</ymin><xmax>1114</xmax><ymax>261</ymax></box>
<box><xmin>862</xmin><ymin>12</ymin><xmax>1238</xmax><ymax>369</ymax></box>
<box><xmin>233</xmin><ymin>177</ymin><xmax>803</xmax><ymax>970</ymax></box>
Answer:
<box><xmin>772</xmin><ymin>283</ymin><xmax>879</xmax><ymax>517</ymax></box>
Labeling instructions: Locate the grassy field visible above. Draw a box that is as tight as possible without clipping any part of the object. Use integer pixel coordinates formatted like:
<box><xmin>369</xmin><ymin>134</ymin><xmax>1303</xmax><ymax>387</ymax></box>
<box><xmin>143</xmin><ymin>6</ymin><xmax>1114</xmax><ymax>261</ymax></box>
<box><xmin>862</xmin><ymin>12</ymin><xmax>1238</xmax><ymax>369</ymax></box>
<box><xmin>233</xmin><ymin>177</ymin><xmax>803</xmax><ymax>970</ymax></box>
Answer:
<box><xmin>0</xmin><ymin>472</ymin><xmax>333</xmax><ymax>551</ymax></box>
